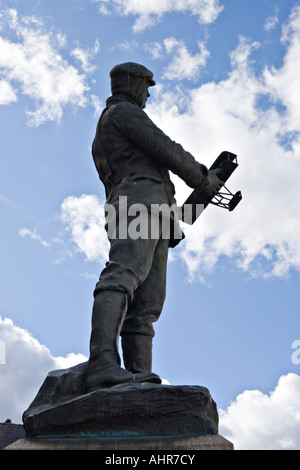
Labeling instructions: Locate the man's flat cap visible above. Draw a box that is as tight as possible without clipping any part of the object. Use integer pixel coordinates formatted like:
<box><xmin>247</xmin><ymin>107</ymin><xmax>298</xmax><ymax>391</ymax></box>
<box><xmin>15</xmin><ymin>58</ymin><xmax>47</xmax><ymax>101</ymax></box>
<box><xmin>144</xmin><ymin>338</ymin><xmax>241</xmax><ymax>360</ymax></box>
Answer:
<box><xmin>110</xmin><ymin>62</ymin><xmax>156</xmax><ymax>86</ymax></box>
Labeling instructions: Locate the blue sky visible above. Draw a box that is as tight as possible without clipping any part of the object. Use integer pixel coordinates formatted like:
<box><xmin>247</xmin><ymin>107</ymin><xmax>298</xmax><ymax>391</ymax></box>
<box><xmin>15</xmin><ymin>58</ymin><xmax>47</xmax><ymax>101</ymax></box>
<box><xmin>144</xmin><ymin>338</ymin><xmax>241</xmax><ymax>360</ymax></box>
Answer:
<box><xmin>1</xmin><ymin>0</ymin><xmax>300</xmax><ymax>450</ymax></box>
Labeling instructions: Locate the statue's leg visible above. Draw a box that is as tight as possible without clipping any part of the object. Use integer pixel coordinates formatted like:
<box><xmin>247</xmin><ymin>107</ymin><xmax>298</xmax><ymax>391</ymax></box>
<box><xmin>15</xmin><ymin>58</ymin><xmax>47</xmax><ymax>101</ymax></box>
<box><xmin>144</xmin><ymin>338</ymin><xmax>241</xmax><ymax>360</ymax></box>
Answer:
<box><xmin>86</xmin><ymin>234</ymin><xmax>162</xmax><ymax>392</ymax></box>
<box><xmin>121</xmin><ymin>237</ymin><xmax>169</xmax><ymax>375</ymax></box>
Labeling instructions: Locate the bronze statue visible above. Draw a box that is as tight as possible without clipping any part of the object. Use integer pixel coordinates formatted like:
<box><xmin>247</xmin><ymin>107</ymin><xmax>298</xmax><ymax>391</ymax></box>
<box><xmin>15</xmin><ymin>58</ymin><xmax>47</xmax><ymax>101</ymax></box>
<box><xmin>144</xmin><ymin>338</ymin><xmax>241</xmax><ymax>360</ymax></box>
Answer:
<box><xmin>22</xmin><ymin>62</ymin><xmax>240</xmax><ymax>442</ymax></box>
<box><xmin>86</xmin><ymin>62</ymin><xmax>223</xmax><ymax>392</ymax></box>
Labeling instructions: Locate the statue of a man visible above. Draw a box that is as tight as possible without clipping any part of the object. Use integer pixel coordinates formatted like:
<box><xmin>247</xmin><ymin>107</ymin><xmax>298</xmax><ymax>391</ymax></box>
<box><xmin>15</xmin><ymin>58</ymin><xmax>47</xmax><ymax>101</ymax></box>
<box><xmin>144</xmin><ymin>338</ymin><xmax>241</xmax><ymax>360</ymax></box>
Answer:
<box><xmin>86</xmin><ymin>62</ymin><xmax>222</xmax><ymax>392</ymax></box>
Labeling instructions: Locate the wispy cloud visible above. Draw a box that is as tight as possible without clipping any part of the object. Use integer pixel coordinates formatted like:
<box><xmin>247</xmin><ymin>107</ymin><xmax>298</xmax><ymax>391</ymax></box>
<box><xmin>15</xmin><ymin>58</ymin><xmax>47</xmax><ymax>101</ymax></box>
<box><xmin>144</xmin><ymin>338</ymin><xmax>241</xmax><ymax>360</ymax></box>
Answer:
<box><xmin>0</xmin><ymin>8</ymin><xmax>95</xmax><ymax>125</ymax></box>
<box><xmin>0</xmin><ymin>79</ymin><xmax>17</xmax><ymax>105</ymax></box>
<box><xmin>0</xmin><ymin>193</ymin><xmax>21</xmax><ymax>211</ymax></box>
<box><xmin>93</xmin><ymin>0</ymin><xmax>224</xmax><ymax>32</ymax></box>
<box><xmin>146</xmin><ymin>37</ymin><xmax>209</xmax><ymax>80</ymax></box>
<box><xmin>108</xmin><ymin>39</ymin><xmax>139</xmax><ymax>53</ymax></box>
<box><xmin>19</xmin><ymin>227</ymin><xmax>50</xmax><ymax>248</ymax></box>
<box><xmin>264</xmin><ymin>7</ymin><xmax>279</xmax><ymax>32</ymax></box>
<box><xmin>71</xmin><ymin>39</ymin><xmax>100</xmax><ymax>74</ymax></box>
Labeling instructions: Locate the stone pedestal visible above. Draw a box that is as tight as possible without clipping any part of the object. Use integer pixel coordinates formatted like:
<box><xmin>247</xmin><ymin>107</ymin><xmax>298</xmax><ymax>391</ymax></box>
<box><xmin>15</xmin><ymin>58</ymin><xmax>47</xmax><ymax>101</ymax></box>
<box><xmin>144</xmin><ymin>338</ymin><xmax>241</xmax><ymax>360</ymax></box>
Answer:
<box><xmin>5</xmin><ymin>433</ymin><xmax>234</xmax><ymax>450</ymax></box>
<box><xmin>14</xmin><ymin>362</ymin><xmax>233</xmax><ymax>450</ymax></box>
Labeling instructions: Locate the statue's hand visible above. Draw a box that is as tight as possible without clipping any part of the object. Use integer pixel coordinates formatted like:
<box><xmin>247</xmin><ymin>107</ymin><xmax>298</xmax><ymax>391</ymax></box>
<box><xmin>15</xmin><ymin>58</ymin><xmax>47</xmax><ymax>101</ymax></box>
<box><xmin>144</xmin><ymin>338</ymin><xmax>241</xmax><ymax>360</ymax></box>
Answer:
<box><xmin>204</xmin><ymin>168</ymin><xmax>224</xmax><ymax>195</ymax></box>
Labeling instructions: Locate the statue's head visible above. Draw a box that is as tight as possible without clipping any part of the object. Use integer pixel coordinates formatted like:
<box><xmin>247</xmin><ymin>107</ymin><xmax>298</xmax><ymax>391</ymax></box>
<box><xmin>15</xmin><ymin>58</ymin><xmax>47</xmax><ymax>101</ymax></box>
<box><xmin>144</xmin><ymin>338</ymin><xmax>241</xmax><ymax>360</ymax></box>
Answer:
<box><xmin>110</xmin><ymin>62</ymin><xmax>156</xmax><ymax>109</ymax></box>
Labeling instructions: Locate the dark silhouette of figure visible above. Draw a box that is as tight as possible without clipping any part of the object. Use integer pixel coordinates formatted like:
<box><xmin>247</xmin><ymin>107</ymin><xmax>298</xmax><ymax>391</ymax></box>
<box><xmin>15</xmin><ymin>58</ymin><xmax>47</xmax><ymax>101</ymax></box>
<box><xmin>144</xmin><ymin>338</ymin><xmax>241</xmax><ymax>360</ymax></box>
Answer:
<box><xmin>86</xmin><ymin>62</ymin><xmax>222</xmax><ymax>391</ymax></box>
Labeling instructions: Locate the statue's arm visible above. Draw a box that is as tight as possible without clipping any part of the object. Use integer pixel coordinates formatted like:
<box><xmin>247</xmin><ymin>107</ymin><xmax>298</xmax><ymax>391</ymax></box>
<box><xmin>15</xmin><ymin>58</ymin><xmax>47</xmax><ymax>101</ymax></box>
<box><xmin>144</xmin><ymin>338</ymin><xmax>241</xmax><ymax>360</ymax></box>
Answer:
<box><xmin>118</xmin><ymin>103</ymin><xmax>209</xmax><ymax>189</ymax></box>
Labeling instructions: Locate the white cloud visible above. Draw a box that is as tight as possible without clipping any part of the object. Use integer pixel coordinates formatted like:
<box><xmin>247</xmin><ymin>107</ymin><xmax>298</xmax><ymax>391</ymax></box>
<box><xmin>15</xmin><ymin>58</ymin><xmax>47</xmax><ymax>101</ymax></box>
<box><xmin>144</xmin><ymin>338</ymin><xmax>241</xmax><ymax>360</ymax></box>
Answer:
<box><xmin>93</xmin><ymin>0</ymin><xmax>224</xmax><ymax>32</ymax></box>
<box><xmin>144</xmin><ymin>41</ymin><xmax>164</xmax><ymax>60</ymax></box>
<box><xmin>18</xmin><ymin>225</ymin><xmax>75</xmax><ymax>265</ymax></box>
<box><xmin>144</xmin><ymin>8</ymin><xmax>300</xmax><ymax>281</ymax></box>
<box><xmin>108</xmin><ymin>39</ymin><xmax>139</xmax><ymax>53</ymax></box>
<box><xmin>0</xmin><ymin>9</ymin><xmax>91</xmax><ymax>125</ymax></box>
<box><xmin>71</xmin><ymin>39</ymin><xmax>100</xmax><ymax>74</ymax></box>
<box><xmin>264</xmin><ymin>7</ymin><xmax>279</xmax><ymax>32</ymax></box>
<box><xmin>90</xmin><ymin>93</ymin><xmax>103</xmax><ymax>117</ymax></box>
<box><xmin>264</xmin><ymin>5</ymin><xmax>300</xmax><ymax>133</ymax></box>
<box><xmin>146</xmin><ymin>37</ymin><xmax>210</xmax><ymax>80</ymax></box>
<box><xmin>0</xmin><ymin>317</ymin><xmax>87</xmax><ymax>424</ymax></box>
<box><xmin>0</xmin><ymin>79</ymin><xmax>17</xmax><ymax>105</ymax></box>
<box><xmin>60</xmin><ymin>194</ymin><xmax>109</xmax><ymax>263</ymax></box>
<box><xmin>219</xmin><ymin>374</ymin><xmax>300</xmax><ymax>450</ymax></box>
<box><xmin>19</xmin><ymin>227</ymin><xmax>50</xmax><ymax>248</ymax></box>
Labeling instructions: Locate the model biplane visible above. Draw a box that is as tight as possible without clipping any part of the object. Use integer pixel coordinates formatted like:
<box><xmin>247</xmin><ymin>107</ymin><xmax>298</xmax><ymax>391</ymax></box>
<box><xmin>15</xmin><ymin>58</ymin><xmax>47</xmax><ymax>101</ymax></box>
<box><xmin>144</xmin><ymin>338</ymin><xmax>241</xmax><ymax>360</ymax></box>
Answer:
<box><xmin>180</xmin><ymin>151</ymin><xmax>242</xmax><ymax>224</ymax></box>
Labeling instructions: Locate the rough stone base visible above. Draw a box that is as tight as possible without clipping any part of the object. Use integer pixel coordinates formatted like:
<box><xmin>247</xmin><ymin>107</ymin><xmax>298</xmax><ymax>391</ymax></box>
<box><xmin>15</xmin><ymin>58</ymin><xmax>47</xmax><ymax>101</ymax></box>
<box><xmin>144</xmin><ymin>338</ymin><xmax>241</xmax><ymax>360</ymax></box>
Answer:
<box><xmin>19</xmin><ymin>362</ymin><xmax>233</xmax><ymax>451</ymax></box>
<box><xmin>5</xmin><ymin>434</ymin><xmax>234</xmax><ymax>450</ymax></box>
<box><xmin>22</xmin><ymin>364</ymin><xmax>219</xmax><ymax>439</ymax></box>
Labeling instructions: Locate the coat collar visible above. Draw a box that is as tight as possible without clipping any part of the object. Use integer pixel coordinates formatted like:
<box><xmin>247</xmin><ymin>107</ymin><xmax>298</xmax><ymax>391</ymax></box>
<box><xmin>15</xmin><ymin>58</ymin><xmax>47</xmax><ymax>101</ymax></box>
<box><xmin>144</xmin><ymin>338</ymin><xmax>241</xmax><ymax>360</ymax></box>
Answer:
<box><xmin>106</xmin><ymin>94</ymin><xmax>139</xmax><ymax>108</ymax></box>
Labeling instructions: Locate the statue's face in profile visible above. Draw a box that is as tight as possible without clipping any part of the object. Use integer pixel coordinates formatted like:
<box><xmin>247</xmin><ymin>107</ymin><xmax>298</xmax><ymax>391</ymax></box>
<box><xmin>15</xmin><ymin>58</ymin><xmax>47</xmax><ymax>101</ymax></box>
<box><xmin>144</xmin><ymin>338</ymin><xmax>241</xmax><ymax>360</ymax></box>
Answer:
<box><xmin>138</xmin><ymin>80</ymin><xmax>151</xmax><ymax>109</ymax></box>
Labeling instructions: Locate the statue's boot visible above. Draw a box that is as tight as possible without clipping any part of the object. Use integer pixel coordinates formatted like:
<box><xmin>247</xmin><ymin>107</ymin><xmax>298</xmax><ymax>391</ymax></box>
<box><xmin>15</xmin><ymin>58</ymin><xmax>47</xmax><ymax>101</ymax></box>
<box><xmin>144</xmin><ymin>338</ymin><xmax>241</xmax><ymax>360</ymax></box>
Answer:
<box><xmin>86</xmin><ymin>291</ymin><xmax>160</xmax><ymax>392</ymax></box>
<box><xmin>122</xmin><ymin>334</ymin><xmax>161</xmax><ymax>382</ymax></box>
